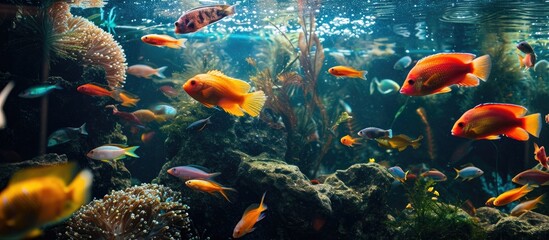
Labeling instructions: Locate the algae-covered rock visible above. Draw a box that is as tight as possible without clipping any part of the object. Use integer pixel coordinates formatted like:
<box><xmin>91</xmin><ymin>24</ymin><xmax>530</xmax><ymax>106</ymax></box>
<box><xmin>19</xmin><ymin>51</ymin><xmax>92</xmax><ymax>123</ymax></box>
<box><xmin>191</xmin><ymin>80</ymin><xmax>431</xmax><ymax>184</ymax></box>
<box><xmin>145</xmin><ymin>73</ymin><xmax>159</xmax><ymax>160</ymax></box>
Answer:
<box><xmin>477</xmin><ymin>207</ymin><xmax>549</xmax><ymax>240</ymax></box>
<box><xmin>323</xmin><ymin>163</ymin><xmax>394</xmax><ymax>239</ymax></box>
<box><xmin>0</xmin><ymin>153</ymin><xmax>67</xmax><ymax>189</ymax></box>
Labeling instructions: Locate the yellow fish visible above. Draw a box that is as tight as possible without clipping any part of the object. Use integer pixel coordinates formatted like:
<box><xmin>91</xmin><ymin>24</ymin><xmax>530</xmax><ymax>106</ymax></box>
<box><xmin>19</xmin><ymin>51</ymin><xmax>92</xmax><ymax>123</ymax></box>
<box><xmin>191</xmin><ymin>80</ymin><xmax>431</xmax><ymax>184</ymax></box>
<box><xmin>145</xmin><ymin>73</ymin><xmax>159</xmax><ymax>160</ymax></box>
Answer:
<box><xmin>493</xmin><ymin>184</ymin><xmax>533</xmax><ymax>206</ymax></box>
<box><xmin>375</xmin><ymin>134</ymin><xmax>423</xmax><ymax>151</ymax></box>
<box><xmin>0</xmin><ymin>163</ymin><xmax>92</xmax><ymax>239</ymax></box>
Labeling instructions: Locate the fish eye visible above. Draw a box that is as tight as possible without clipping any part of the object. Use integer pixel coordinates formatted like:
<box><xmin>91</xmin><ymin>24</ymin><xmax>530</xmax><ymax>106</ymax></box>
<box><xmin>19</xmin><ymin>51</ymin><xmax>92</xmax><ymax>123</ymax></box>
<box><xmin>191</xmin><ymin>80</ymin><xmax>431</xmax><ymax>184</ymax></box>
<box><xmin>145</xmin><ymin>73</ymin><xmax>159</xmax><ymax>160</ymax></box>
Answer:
<box><xmin>171</xmin><ymin>168</ymin><xmax>176</xmax><ymax>173</ymax></box>
<box><xmin>407</xmin><ymin>79</ymin><xmax>415</xmax><ymax>85</ymax></box>
<box><xmin>190</xmin><ymin>80</ymin><xmax>196</xmax><ymax>85</ymax></box>
<box><xmin>457</xmin><ymin>122</ymin><xmax>464</xmax><ymax>128</ymax></box>
<box><xmin>174</xmin><ymin>22</ymin><xmax>179</xmax><ymax>27</ymax></box>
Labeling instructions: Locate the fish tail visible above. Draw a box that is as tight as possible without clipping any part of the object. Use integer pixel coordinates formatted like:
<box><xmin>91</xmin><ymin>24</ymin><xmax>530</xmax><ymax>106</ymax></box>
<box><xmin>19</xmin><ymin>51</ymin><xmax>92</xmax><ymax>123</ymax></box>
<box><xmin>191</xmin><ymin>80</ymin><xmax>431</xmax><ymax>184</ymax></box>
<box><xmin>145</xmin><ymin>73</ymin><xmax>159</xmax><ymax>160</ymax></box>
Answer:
<box><xmin>369</xmin><ymin>78</ymin><xmax>376</xmax><ymax>95</ymax></box>
<box><xmin>54</xmin><ymin>84</ymin><xmax>63</xmax><ymax>90</ymax></box>
<box><xmin>242</xmin><ymin>91</ymin><xmax>266</xmax><ymax>117</ymax></box>
<box><xmin>79</xmin><ymin>123</ymin><xmax>88</xmax><ymax>135</ymax></box>
<box><xmin>155</xmin><ymin>66</ymin><xmax>168</xmax><ymax>79</ymax></box>
<box><xmin>225</xmin><ymin>4</ymin><xmax>237</xmax><ymax>16</ymax></box>
<box><xmin>454</xmin><ymin>168</ymin><xmax>460</xmax><ymax>180</ymax></box>
<box><xmin>220</xmin><ymin>187</ymin><xmax>237</xmax><ymax>203</ymax></box>
<box><xmin>471</xmin><ymin>54</ymin><xmax>491</xmax><ymax>81</ymax></box>
<box><xmin>387</xmin><ymin>129</ymin><xmax>393</xmax><ymax>138</ymax></box>
<box><xmin>123</xmin><ymin>146</ymin><xmax>140</xmax><ymax>158</ymax></box>
<box><xmin>359</xmin><ymin>70</ymin><xmax>368</xmax><ymax>80</ymax></box>
<box><xmin>259</xmin><ymin>192</ymin><xmax>268</xmax><ymax>211</ymax></box>
<box><xmin>121</xmin><ymin>96</ymin><xmax>140</xmax><ymax>107</ymax></box>
<box><xmin>208</xmin><ymin>172</ymin><xmax>221</xmax><ymax>179</ymax></box>
<box><xmin>404</xmin><ymin>170</ymin><xmax>409</xmax><ymax>181</ymax></box>
<box><xmin>518</xmin><ymin>54</ymin><xmax>525</xmax><ymax>68</ymax></box>
<box><xmin>522</xmin><ymin>113</ymin><xmax>542</xmax><ymax>138</ymax></box>
<box><xmin>61</xmin><ymin>169</ymin><xmax>93</xmax><ymax>221</ymax></box>
<box><xmin>412</xmin><ymin>135</ymin><xmax>423</xmax><ymax>149</ymax></box>
<box><xmin>177</xmin><ymin>38</ymin><xmax>187</xmax><ymax>48</ymax></box>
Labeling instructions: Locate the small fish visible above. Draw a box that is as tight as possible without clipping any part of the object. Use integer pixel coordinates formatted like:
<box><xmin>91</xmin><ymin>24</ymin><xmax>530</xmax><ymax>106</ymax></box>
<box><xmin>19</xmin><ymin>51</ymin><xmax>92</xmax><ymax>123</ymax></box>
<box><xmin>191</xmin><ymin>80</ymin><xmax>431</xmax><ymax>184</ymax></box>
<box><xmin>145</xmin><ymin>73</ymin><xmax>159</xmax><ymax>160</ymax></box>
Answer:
<box><xmin>105</xmin><ymin>105</ymin><xmax>144</xmax><ymax>127</ymax></box>
<box><xmin>159</xmin><ymin>85</ymin><xmax>180</xmax><ymax>98</ymax></box>
<box><xmin>516</xmin><ymin>41</ymin><xmax>536</xmax><ymax>70</ymax></box>
<box><xmin>187</xmin><ymin>116</ymin><xmax>212</xmax><ymax>131</ymax></box>
<box><xmin>533</xmin><ymin>143</ymin><xmax>549</xmax><ymax>169</ymax></box>
<box><xmin>399</xmin><ymin>53</ymin><xmax>491</xmax><ymax>96</ymax></box>
<box><xmin>0</xmin><ymin>163</ymin><xmax>92</xmax><ymax>239</ymax></box>
<box><xmin>174</xmin><ymin>4</ymin><xmax>237</xmax><ymax>34</ymax></box>
<box><xmin>47</xmin><ymin>123</ymin><xmax>88</xmax><ymax>147</ymax></box>
<box><xmin>0</xmin><ymin>81</ymin><xmax>15</xmax><ymax>129</ymax></box>
<box><xmin>185</xmin><ymin>179</ymin><xmax>236</xmax><ymax>202</ymax></box>
<box><xmin>451</xmin><ymin>103</ymin><xmax>541</xmax><ymax>141</ymax></box>
<box><xmin>493</xmin><ymin>184</ymin><xmax>533</xmax><ymax>206</ymax></box>
<box><xmin>141</xmin><ymin>131</ymin><xmax>155</xmax><ymax>143</ymax></box>
<box><xmin>183</xmin><ymin>70</ymin><xmax>266</xmax><ymax>117</ymax></box>
<box><xmin>388</xmin><ymin>166</ymin><xmax>408</xmax><ymax>183</ymax></box>
<box><xmin>141</xmin><ymin>34</ymin><xmax>187</xmax><ymax>49</ymax></box>
<box><xmin>127</xmin><ymin>64</ymin><xmax>168</xmax><ymax>79</ymax></box>
<box><xmin>340</xmin><ymin>135</ymin><xmax>361</xmax><ymax>147</ymax></box>
<box><xmin>454</xmin><ymin>166</ymin><xmax>484</xmax><ymax>181</ymax></box>
<box><xmin>132</xmin><ymin>109</ymin><xmax>166</xmax><ymax>123</ymax></box>
<box><xmin>393</xmin><ymin>56</ymin><xmax>412</xmax><ymax>70</ymax></box>
<box><xmin>421</xmin><ymin>170</ymin><xmax>447</xmax><ymax>182</ymax></box>
<box><xmin>86</xmin><ymin>145</ymin><xmax>140</xmax><ymax>162</ymax></box>
<box><xmin>375</xmin><ymin>134</ymin><xmax>423</xmax><ymax>152</ymax></box>
<box><xmin>357</xmin><ymin>127</ymin><xmax>392</xmax><ymax>139</ymax></box>
<box><xmin>510</xmin><ymin>194</ymin><xmax>545</xmax><ymax>216</ymax></box>
<box><xmin>512</xmin><ymin>169</ymin><xmax>549</xmax><ymax>186</ymax></box>
<box><xmin>485</xmin><ymin>197</ymin><xmax>496</xmax><ymax>207</ymax></box>
<box><xmin>112</xmin><ymin>90</ymin><xmax>140</xmax><ymax>107</ymax></box>
<box><xmin>233</xmin><ymin>192</ymin><xmax>268</xmax><ymax>238</ymax></box>
<box><xmin>152</xmin><ymin>104</ymin><xmax>177</xmax><ymax>118</ymax></box>
<box><xmin>77</xmin><ymin>83</ymin><xmax>140</xmax><ymax>107</ymax></box>
<box><xmin>18</xmin><ymin>84</ymin><xmax>62</xmax><ymax>98</ymax></box>
<box><xmin>405</xmin><ymin>203</ymin><xmax>413</xmax><ymax>209</ymax></box>
<box><xmin>167</xmin><ymin>165</ymin><xmax>220</xmax><ymax>180</ymax></box>
<box><xmin>370</xmin><ymin>77</ymin><xmax>400</xmax><ymax>94</ymax></box>
<box><xmin>328</xmin><ymin>66</ymin><xmax>367</xmax><ymax>80</ymax></box>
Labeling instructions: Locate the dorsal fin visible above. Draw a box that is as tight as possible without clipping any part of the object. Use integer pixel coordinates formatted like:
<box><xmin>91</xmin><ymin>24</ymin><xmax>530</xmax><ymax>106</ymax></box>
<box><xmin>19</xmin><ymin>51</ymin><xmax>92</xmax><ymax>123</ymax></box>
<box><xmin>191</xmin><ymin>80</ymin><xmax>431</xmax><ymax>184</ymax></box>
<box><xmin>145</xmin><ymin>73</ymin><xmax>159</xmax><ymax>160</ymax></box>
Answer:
<box><xmin>416</xmin><ymin>53</ymin><xmax>475</xmax><ymax>65</ymax></box>
<box><xmin>9</xmin><ymin>162</ymin><xmax>76</xmax><ymax>185</ymax></box>
<box><xmin>473</xmin><ymin>103</ymin><xmax>527</xmax><ymax>117</ymax></box>
<box><xmin>186</xmin><ymin>164</ymin><xmax>211</xmax><ymax>172</ymax></box>
<box><xmin>207</xmin><ymin>70</ymin><xmax>251</xmax><ymax>93</ymax></box>
<box><xmin>104</xmin><ymin>143</ymin><xmax>128</xmax><ymax>148</ymax></box>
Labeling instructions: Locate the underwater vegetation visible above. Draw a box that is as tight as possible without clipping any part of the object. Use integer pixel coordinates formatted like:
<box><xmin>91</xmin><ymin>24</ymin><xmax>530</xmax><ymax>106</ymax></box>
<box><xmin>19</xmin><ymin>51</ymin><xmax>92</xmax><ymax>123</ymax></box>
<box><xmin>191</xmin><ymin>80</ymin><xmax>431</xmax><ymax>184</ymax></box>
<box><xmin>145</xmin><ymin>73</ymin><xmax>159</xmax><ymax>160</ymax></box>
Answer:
<box><xmin>62</xmin><ymin>183</ymin><xmax>196</xmax><ymax>239</ymax></box>
<box><xmin>393</xmin><ymin>180</ymin><xmax>486</xmax><ymax>240</ymax></box>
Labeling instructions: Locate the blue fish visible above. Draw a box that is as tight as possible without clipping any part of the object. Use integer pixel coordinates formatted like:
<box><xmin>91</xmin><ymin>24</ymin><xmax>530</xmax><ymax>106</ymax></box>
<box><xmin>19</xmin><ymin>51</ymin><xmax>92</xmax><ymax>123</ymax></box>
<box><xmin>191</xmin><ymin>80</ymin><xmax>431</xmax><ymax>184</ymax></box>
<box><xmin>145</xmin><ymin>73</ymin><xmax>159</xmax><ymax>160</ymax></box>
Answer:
<box><xmin>454</xmin><ymin>166</ymin><xmax>484</xmax><ymax>181</ymax></box>
<box><xmin>152</xmin><ymin>104</ymin><xmax>177</xmax><ymax>117</ymax></box>
<box><xmin>47</xmin><ymin>123</ymin><xmax>88</xmax><ymax>147</ymax></box>
<box><xmin>388</xmin><ymin>166</ymin><xmax>408</xmax><ymax>182</ymax></box>
<box><xmin>186</xmin><ymin>116</ymin><xmax>212</xmax><ymax>131</ymax></box>
<box><xmin>357</xmin><ymin>127</ymin><xmax>392</xmax><ymax>139</ymax></box>
<box><xmin>19</xmin><ymin>84</ymin><xmax>62</xmax><ymax>98</ymax></box>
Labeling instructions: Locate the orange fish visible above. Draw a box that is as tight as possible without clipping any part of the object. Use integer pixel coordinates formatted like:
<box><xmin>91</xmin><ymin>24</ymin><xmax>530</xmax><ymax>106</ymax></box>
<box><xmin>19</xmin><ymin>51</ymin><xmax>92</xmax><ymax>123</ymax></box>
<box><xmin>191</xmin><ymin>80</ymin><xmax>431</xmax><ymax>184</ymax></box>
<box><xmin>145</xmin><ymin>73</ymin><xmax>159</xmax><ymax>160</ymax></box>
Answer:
<box><xmin>493</xmin><ymin>184</ymin><xmax>533</xmax><ymax>206</ymax></box>
<box><xmin>510</xmin><ymin>194</ymin><xmax>544</xmax><ymax>216</ymax></box>
<box><xmin>141</xmin><ymin>34</ymin><xmax>187</xmax><ymax>49</ymax></box>
<box><xmin>0</xmin><ymin>163</ymin><xmax>92</xmax><ymax>239</ymax></box>
<box><xmin>399</xmin><ymin>53</ymin><xmax>491</xmax><ymax>96</ymax></box>
<box><xmin>185</xmin><ymin>179</ymin><xmax>236</xmax><ymax>202</ymax></box>
<box><xmin>132</xmin><ymin>109</ymin><xmax>166</xmax><ymax>123</ymax></box>
<box><xmin>452</xmin><ymin>103</ymin><xmax>541</xmax><ymax>141</ymax></box>
<box><xmin>232</xmin><ymin>192</ymin><xmax>268</xmax><ymax>238</ymax></box>
<box><xmin>534</xmin><ymin>143</ymin><xmax>549</xmax><ymax>169</ymax></box>
<box><xmin>340</xmin><ymin>135</ymin><xmax>361</xmax><ymax>147</ymax></box>
<box><xmin>183</xmin><ymin>70</ymin><xmax>266</xmax><ymax>117</ymax></box>
<box><xmin>518</xmin><ymin>53</ymin><xmax>535</xmax><ymax>70</ymax></box>
<box><xmin>485</xmin><ymin>197</ymin><xmax>496</xmax><ymax>207</ymax></box>
<box><xmin>77</xmin><ymin>83</ymin><xmax>140</xmax><ymax>107</ymax></box>
<box><xmin>328</xmin><ymin>66</ymin><xmax>367</xmax><ymax>79</ymax></box>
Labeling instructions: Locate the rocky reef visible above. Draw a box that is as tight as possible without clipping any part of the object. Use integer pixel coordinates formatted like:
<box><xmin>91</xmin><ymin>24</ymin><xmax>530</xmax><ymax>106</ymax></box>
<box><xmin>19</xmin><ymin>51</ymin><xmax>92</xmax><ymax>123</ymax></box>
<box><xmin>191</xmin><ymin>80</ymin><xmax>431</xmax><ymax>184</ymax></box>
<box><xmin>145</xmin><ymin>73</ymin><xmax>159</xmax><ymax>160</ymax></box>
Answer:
<box><xmin>477</xmin><ymin>207</ymin><xmax>549</xmax><ymax>240</ymax></box>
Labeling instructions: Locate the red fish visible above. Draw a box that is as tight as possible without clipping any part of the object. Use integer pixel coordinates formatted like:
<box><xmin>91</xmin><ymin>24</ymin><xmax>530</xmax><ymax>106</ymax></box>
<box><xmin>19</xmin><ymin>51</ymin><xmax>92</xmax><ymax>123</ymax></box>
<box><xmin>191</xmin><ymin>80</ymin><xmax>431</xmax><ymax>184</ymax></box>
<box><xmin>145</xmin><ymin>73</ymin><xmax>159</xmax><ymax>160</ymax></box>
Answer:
<box><xmin>78</xmin><ymin>83</ymin><xmax>140</xmax><ymax>107</ymax></box>
<box><xmin>534</xmin><ymin>143</ymin><xmax>549</xmax><ymax>169</ymax></box>
<box><xmin>159</xmin><ymin>85</ymin><xmax>180</xmax><ymax>98</ymax></box>
<box><xmin>141</xmin><ymin>34</ymin><xmax>186</xmax><ymax>49</ymax></box>
<box><xmin>174</xmin><ymin>5</ymin><xmax>236</xmax><ymax>34</ymax></box>
<box><xmin>399</xmin><ymin>53</ymin><xmax>491</xmax><ymax>96</ymax></box>
<box><xmin>451</xmin><ymin>103</ymin><xmax>541</xmax><ymax>141</ymax></box>
<box><xmin>512</xmin><ymin>169</ymin><xmax>549</xmax><ymax>186</ymax></box>
<box><xmin>328</xmin><ymin>66</ymin><xmax>367</xmax><ymax>80</ymax></box>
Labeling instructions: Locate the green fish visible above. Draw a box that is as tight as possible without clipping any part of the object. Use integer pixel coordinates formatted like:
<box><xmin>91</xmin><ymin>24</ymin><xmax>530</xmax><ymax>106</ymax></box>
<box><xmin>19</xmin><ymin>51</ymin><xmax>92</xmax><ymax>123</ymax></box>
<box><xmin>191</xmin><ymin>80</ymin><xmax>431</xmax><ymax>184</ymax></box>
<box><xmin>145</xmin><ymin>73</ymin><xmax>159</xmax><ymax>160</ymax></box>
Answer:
<box><xmin>18</xmin><ymin>84</ymin><xmax>62</xmax><ymax>98</ymax></box>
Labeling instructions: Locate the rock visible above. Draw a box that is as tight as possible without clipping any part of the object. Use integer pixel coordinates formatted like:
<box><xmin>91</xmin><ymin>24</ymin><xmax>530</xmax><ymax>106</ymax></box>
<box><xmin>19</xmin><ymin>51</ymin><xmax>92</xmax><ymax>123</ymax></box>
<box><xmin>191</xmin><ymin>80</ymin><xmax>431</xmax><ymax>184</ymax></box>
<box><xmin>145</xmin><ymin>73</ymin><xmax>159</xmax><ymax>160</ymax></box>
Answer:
<box><xmin>0</xmin><ymin>153</ymin><xmax>67</xmax><ymax>189</ymax></box>
<box><xmin>477</xmin><ymin>207</ymin><xmax>549</xmax><ymax>239</ymax></box>
<box><xmin>323</xmin><ymin>163</ymin><xmax>394</xmax><ymax>239</ymax></box>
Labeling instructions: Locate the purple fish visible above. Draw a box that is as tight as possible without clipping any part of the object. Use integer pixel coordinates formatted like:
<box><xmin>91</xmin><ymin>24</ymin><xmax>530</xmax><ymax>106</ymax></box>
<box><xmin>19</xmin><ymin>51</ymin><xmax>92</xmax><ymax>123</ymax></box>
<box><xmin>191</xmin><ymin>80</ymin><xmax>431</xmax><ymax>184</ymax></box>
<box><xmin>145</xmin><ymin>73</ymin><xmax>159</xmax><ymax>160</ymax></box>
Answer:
<box><xmin>174</xmin><ymin>4</ymin><xmax>236</xmax><ymax>34</ymax></box>
<box><xmin>167</xmin><ymin>165</ymin><xmax>220</xmax><ymax>180</ymax></box>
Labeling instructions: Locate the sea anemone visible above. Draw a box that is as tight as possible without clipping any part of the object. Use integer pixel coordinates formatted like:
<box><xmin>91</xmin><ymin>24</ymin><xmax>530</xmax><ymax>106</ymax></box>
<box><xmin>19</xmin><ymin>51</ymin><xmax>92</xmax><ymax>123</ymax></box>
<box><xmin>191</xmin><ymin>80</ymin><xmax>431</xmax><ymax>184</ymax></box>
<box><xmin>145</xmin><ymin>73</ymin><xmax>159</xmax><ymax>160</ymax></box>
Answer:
<box><xmin>61</xmin><ymin>183</ymin><xmax>194</xmax><ymax>239</ymax></box>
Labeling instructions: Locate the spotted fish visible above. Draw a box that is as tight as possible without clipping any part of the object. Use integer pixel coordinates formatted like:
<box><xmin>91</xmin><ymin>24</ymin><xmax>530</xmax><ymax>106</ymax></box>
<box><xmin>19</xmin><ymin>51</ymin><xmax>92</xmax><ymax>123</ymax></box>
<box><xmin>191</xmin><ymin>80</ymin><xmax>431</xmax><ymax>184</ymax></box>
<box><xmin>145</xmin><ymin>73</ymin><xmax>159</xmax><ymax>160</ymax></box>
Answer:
<box><xmin>174</xmin><ymin>4</ymin><xmax>237</xmax><ymax>34</ymax></box>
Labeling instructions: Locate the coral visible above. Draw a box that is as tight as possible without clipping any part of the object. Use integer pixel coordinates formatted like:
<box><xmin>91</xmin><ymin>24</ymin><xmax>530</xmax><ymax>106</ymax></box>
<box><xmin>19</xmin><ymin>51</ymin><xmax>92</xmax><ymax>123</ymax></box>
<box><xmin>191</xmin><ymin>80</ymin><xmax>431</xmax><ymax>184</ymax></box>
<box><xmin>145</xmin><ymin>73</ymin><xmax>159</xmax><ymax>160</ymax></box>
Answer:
<box><xmin>61</xmin><ymin>183</ymin><xmax>195</xmax><ymax>239</ymax></box>
<box><xmin>48</xmin><ymin>1</ymin><xmax>127</xmax><ymax>88</ymax></box>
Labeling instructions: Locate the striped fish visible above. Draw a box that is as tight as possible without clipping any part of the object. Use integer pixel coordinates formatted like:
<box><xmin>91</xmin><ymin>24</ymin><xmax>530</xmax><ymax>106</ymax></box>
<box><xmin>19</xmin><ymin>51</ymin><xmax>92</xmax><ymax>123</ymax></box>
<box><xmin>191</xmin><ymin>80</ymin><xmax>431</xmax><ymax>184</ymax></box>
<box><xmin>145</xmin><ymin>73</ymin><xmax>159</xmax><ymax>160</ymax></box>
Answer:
<box><xmin>174</xmin><ymin>4</ymin><xmax>236</xmax><ymax>34</ymax></box>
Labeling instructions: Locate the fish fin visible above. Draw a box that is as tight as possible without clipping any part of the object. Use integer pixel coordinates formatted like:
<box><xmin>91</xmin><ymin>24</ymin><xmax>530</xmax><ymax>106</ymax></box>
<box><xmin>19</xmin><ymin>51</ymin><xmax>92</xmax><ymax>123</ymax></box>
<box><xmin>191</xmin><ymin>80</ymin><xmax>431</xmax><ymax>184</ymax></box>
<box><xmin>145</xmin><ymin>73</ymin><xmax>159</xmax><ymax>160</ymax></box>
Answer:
<box><xmin>155</xmin><ymin>66</ymin><xmax>168</xmax><ymax>78</ymax></box>
<box><xmin>24</xmin><ymin>229</ymin><xmax>43</xmax><ymax>239</ymax></box>
<box><xmin>471</xmin><ymin>54</ymin><xmax>491</xmax><ymax>81</ymax></box>
<box><xmin>404</xmin><ymin>170</ymin><xmax>409</xmax><ymax>181</ymax></box>
<box><xmin>369</xmin><ymin>78</ymin><xmax>376</xmax><ymax>95</ymax></box>
<box><xmin>218</xmin><ymin>101</ymin><xmax>244</xmax><ymax>116</ymax></box>
<box><xmin>458</xmin><ymin>74</ymin><xmax>480</xmax><ymax>87</ymax></box>
<box><xmin>359</xmin><ymin>70</ymin><xmax>367</xmax><ymax>80</ymax></box>
<box><xmin>120</xmin><ymin>96</ymin><xmax>140</xmax><ymax>107</ymax></box>
<box><xmin>79</xmin><ymin>123</ymin><xmax>88</xmax><ymax>135</ymax></box>
<box><xmin>416</xmin><ymin>53</ymin><xmax>475</xmax><ymax>65</ymax></box>
<box><xmin>388</xmin><ymin>129</ymin><xmax>393</xmax><ymax>138</ymax></box>
<box><xmin>433</xmin><ymin>87</ymin><xmax>452</xmax><ymax>94</ymax></box>
<box><xmin>177</xmin><ymin>38</ymin><xmax>187</xmax><ymax>48</ymax></box>
<box><xmin>59</xmin><ymin>169</ymin><xmax>92</xmax><ymax>222</ymax></box>
<box><xmin>522</xmin><ymin>113</ymin><xmax>541</xmax><ymax>138</ymax></box>
<box><xmin>0</xmin><ymin>81</ymin><xmax>15</xmax><ymax>129</ymax></box>
<box><xmin>207</xmin><ymin>70</ymin><xmax>251</xmax><ymax>93</ymax></box>
<box><xmin>224</xmin><ymin>4</ymin><xmax>237</xmax><ymax>16</ymax></box>
<box><xmin>258</xmin><ymin>212</ymin><xmax>267</xmax><ymax>222</ymax></box>
<box><xmin>220</xmin><ymin>187</ymin><xmax>237</xmax><ymax>203</ymax></box>
<box><xmin>481</xmin><ymin>135</ymin><xmax>501</xmax><ymax>140</ymax></box>
<box><xmin>518</xmin><ymin>54</ymin><xmax>525</xmax><ymax>68</ymax></box>
<box><xmin>242</xmin><ymin>91</ymin><xmax>266</xmax><ymax>117</ymax></box>
<box><xmin>9</xmin><ymin>162</ymin><xmax>76</xmax><ymax>185</ymax></box>
<box><xmin>411</xmin><ymin>135</ymin><xmax>423</xmax><ymax>149</ymax></box>
<box><xmin>113</xmin><ymin>155</ymin><xmax>127</xmax><ymax>161</ymax></box>
<box><xmin>398</xmin><ymin>146</ymin><xmax>407</xmax><ymax>151</ymax></box>
<box><xmin>454</xmin><ymin>168</ymin><xmax>460</xmax><ymax>179</ymax></box>
<box><xmin>208</xmin><ymin>172</ymin><xmax>221</xmax><ymax>179</ymax></box>
<box><xmin>473</xmin><ymin>103</ymin><xmax>528</xmax><ymax>117</ymax></box>
<box><xmin>123</xmin><ymin>146</ymin><xmax>140</xmax><ymax>158</ymax></box>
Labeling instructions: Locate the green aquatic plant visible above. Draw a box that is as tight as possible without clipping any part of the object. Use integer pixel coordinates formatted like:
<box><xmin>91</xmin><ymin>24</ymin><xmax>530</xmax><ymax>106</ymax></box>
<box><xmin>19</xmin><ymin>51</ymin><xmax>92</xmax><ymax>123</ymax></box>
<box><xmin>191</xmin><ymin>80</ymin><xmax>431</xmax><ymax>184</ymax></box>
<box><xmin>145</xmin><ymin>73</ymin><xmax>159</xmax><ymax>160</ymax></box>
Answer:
<box><xmin>392</xmin><ymin>180</ymin><xmax>486</xmax><ymax>240</ymax></box>
<box><xmin>175</xmin><ymin>40</ymin><xmax>232</xmax><ymax>81</ymax></box>
<box><xmin>62</xmin><ymin>183</ymin><xmax>198</xmax><ymax>239</ymax></box>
